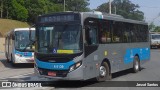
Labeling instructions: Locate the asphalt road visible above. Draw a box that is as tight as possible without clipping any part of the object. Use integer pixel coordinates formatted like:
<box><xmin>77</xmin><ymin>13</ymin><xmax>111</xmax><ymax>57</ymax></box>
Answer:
<box><xmin>0</xmin><ymin>49</ymin><xmax>160</xmax><ymax>90</ymax></box>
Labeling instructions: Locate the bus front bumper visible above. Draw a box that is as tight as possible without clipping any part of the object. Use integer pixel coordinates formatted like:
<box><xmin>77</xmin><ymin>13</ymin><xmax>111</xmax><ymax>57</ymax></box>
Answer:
<box><xmin>151</xmin><ymin>44</ymin><xmax>160</xmax><ymax>48</ymax></box>
<box><xmin>34</xmin><ymin>65</ymin><xmax>84</xmax><ymax>81</ymax></box>
<box><xmin>14</xmin><ymin>55</ymin><xmax>34</xmax><ymax>63</ymax></box>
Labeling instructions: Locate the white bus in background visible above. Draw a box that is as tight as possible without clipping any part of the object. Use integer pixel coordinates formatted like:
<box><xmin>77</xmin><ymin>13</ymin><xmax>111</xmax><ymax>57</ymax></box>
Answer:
<box><xmin>150</xmin><ymin>32</ymin><xmax>160</xmax><ymax>48</ymax></box>
<box><xmin>5</xmin><ymin>28</ymin><xmax>35</xmax><ymax>65</ymax></box>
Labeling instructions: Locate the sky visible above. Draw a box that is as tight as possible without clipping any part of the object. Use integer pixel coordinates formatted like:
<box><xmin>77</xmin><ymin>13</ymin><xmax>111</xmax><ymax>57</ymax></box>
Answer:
<box><xmin>89</xmin><ymin>0</ymin><xmax>160</xmax><ymax>26</ymax></box>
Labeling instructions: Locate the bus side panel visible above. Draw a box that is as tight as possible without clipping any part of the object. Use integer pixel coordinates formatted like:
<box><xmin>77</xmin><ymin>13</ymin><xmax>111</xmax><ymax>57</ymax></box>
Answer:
<box><xmin>11</xmin><ymin>40</ymin><xmax>15</xmax><ymax>63</ymax></box>
<box><xmin>5</xmin><ymin>37</ymin><xmax>9</xmax><ymax>59</ymax></box>
<box><xmin>119</xmin><ymin>42</ymin><xmax>150</xmax><ymax>72</ymax></box>
<box><xmin>83</xmin><ymin>44</ymin><xmax>123</xmax><ymax>80</ymax></box>
<box><xmin>83</xmin><ymin>47</ymin><xmax>99</xmax><ymax>80</ymax></box>
<box><xmin>8</xmin><ymin>38</ymin><xmax>12</xmax><ymax>61</ymax></box>
<box><xmin>83</xmin><ymin>42</ymin><xmax>150</xmax><ymax>80</ymax></box>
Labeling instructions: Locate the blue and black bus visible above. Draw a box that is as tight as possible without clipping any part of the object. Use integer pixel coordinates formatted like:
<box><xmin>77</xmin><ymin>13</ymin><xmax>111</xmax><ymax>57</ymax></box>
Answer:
<box><xmin>33</xmin><ymin>11</ymin><xmax>150</xmax><ymax>81</ymax></box>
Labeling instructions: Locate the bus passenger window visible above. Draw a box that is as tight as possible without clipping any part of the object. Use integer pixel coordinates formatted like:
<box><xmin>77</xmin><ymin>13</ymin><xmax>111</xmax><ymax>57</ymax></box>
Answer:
<box><xmin>101</xmin><ymin>31</ymin><xmax>111</xmax><ymax>43</ymax></box>
<box><xmin>85</xmin><ymin>26</ymin><xmax>98</xmax><ymax>45</ymax></box>
<box><xmin>101</xmin><ymin>33</ymin><xmax>107</xmax><ymax>43</ymax></box>
<box><xmin>89</xmin><ymin>28</ymin><xmax>97</xmax><ymax>44</ymax></box>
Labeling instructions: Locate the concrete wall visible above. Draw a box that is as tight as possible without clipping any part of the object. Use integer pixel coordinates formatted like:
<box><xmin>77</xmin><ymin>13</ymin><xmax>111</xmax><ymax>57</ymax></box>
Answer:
<box><xmin>0</xmin><ymin>38</ymin><xmax>5</xmax><ymax>52</ymax></box>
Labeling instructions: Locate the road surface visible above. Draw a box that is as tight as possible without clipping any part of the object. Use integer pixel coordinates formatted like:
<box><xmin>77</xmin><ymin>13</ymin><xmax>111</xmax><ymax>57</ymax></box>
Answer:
<box><xmin>0</xmin><ymin>49</ymin><xmax>160</xmax><ymax>90</ymax></box>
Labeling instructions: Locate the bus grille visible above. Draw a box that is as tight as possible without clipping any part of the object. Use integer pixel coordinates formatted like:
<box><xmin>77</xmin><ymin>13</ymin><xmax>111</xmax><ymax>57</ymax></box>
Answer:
<box><xmin>38</xmin><ymin>68</ymin><xmax>68</xmax><ymax>77</ymax></box>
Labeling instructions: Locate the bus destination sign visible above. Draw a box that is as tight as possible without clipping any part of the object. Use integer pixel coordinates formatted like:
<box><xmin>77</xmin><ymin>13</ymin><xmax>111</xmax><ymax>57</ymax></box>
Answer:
<box><xmin>39</xmin><ymin>14</ymin><xmax>79</xmax><ymax>23</ymax></box>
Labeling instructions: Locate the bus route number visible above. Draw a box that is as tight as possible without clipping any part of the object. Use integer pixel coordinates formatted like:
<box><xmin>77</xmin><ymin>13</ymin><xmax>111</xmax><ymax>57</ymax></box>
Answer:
<box><xmin>53</xmin><ymin>65</ymin><xmax>64</xmax><ymax>69</ymax></box>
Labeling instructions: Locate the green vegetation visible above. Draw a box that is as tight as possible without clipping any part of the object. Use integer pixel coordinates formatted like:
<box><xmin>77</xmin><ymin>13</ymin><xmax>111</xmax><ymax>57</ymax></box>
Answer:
<box><xmin>0</xmin><ymin>0</ymin><xmax>152</xmax><ymax>36</ymax></box>
<box><xmin>66</xmin><ymin>0</ymin><xmax>90</xmax><ymax>11</ymax></box>
<box><xmin>149</xmin><ymin>22</ymin><xmax>160</xmax><ymax>32</ymax></box>
<box><xmin>0</xmin><ymin>0</ymin><xmax>90</xmax><ymax>23</ymax></box>
<box><xmin>0</xmin><ymin>0</ymin><xmax>145</xmax><ymax>22</ymax></box>
<box><xmin>96</xmin><ymin>0</ymin><xmax>144</xmax><ymax>21</ymax></box>
<box><xmin>0</xmin><ymin>19</ymin><xmax>29</xmax><ymax>37</ymax></box>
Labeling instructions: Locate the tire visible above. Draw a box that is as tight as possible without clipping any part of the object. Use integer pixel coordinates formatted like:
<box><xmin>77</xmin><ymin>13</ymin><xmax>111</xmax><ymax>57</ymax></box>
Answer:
<box><xmin>6</xmin><ymin>58</ymin><xmax>10</xmax><ymax>63</ymax></box>
<box><xmin>11</xmin><ymin>55</ymin><xmax>15</xmax><ymax>66</ymax></box>
<box><xmin>5</xmin><ymin>53</ymin><xmax>10</xmax><ymax>63</ymax></box>
<box><xmin>6</xmin><ymin>55</ymin><xmax>10</xmax><ymax>63</ymax></box>
<box><xmin>133</xmin><ymin>56</ymin><xmax>140</xmax><ymax>73</ymax></box>
<box><xmin>96</xmin><ymin>62</ymin><xmax>111</xmax><ymax>82</ymax></box>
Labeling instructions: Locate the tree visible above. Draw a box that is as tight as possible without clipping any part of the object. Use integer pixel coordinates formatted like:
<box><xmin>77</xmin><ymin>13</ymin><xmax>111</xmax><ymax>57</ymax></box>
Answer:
<box><xmin>96</xmin><ymin>0</ymin><xmax>144</xmax><ymax>21</ymax></box>
<box><xmin>1</xmin><ymin>0</ymin><xmax>13</xmax><ymax>19</ymax></box>
<box><xmin>51</xmin><ymin>0</ymin><xmax>90</xmax><ymax>11</ymax></box>
<box><xmin>10</xmin><ymin>0</ymin><xmax>28</xmax><ymax>21</ymax></box>
<box><xmin>149</xmin><ymin>22</ymin><xmax>160</xmax><ymax>32</ymax></box>
<box><xmin>0</xmin><ymin>0</ymin><xmax>3</xmax><ymax>18</ymax></box>
<box><xmin>66</xmin><ymin>0</ymin><xmax>90</xmax><ymax>11</ymax></box>
<box><xmin>3</xmin><ymin>0</ymin><xmax>12</xmax><ymax>19</ymax></box>
<box><xmin>1</xmin><ymin>0</ymin><xmax>91</xmax><ymax>23</ymax></box>
<box><xmin>24</xmin><ymin>0</ymin><xmax>63</xmax><ymax>23</ymax></box>
<box><xmin>154</xmin><ymin>26</ymin><xmax>160</xmax><ymax>32</ymax></box>
<box><xmin>149</xmin><ymin>22</ymin><xmax>156</xmax><ymax>31</ymax></box>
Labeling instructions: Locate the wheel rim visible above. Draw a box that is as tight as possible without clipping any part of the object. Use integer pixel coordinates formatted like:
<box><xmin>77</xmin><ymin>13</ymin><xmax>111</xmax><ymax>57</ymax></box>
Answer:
<box><xmin>135</xmin><ymin>60</ymin><xmax>139</xmax><ymax>70</ymax></box>
<box><xmin>100</xmin><ymin>66</ymin><xmax>106</xmax><ymax>77</ymax></box>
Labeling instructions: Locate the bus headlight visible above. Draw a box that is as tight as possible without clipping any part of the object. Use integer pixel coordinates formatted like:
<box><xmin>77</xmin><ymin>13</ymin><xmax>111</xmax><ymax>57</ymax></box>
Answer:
<box><xmin>69</xmin><ymin>61</ymin><xmax>82</xmax><ymax>72</ymax></box>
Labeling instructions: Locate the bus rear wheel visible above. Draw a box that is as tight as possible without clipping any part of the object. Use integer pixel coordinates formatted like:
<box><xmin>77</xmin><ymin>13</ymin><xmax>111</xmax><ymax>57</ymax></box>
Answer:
<box><xmin>96</xmin><ymin>62</ymin><xmax>111</xmax><ymax>82</ymax></box>
<box><xmin>133</xmin><ymin>56</ymin><xmax>140</xmax><ymax>73</ymax></box>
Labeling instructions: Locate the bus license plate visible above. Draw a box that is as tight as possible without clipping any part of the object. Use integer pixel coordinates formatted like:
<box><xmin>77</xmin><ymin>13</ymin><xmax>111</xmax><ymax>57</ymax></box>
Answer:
<box><xmin>48</xmin><ymin>72</ymin><xmax>56</xmax><ymax>77</ymax></box>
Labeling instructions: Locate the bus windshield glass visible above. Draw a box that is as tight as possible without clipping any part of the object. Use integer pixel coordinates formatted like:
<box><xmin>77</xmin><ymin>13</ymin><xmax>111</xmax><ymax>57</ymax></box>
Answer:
<box><xmin>152</xmin><ymin>34</ymin><xmax>160</xmax><ymax>39</ymax></box>
<box><xmin>37</xmin><ymin>24</ymin><xmax>82</xmax><ymax>54</ymax></box>
<box><xmin>15</xmin><ymin>30</ymin><xmax>35</xmax><ymax>51</ymax></box>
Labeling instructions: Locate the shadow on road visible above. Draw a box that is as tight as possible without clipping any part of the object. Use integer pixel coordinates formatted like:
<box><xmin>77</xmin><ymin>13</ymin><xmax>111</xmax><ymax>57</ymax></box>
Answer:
<box><xmin>0</xmin><ymin>59</ymin><xmax>34</xmax><ymax>68</ymax></box>
<box><xmin>45</xmin><ymin>68</ymin><xmax>145</xmax><ymax>88</ymax></box>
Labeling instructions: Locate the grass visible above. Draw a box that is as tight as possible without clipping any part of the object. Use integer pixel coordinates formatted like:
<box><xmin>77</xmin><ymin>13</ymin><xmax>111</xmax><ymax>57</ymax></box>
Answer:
<box><xmin>0</xmin><ymin>19</ymin><xmax>30</xmax><ymax>37</ymax></box>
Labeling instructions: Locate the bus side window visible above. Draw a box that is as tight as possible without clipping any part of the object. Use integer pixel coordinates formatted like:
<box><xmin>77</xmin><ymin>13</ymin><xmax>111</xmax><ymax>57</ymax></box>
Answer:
<box><xmin>85</xmin><ymin>26</ymin><xmax>98</xmax><ymax>45</ymax></box>
<box><xmin>85</xmin><ymin>26</ymin><xmax>91</xmax><ymax>45</ymax></box>
<box><xmin>89</xmin><ymin>27</ymin><xmax>98</xmax><ymax>45</ymax></box>
<box><xmin>99</xmin><ymin>20</ymin><xmax>111</xmax><ymax>43</ymax></box>
<box><xmin>112</xmin><ymin>21</ymin><xmax>122</xmax><ymax>43</ymax></box>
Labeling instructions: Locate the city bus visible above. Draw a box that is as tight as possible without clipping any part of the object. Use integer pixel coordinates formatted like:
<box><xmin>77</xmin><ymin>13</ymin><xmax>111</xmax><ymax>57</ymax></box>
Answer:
<box><xmin>150</xmin><ymin>32</ymin><xmax>160</xmax><ymax>48</ymax></box>
<box><xmin>5</xmin><ymin>28</ymin><xmax>35</xmax><ymax>65</ymax></box>
<box><xmin>33</xmin><ymin>11</ymin><xmax>150</xmax><ymax>81</ymax></box>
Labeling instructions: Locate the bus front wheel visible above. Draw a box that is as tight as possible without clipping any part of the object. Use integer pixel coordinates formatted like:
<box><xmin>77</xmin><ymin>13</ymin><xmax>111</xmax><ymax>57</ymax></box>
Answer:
<box><xmin>133</xmin><ymin>56</ymin><xmax>140</xmax><ymax>73</ymax></box>
<box><xmin>6</xmin><ymin>53</ymin><xmax>10</xmax><ymax>63</ymax></box>
<box><xmin>96</xmin><ymin>62</ymin><xmax>111</xmax><ymax>82</ymax></box>
<box><xmin>6</xmin><ymin>56</ymin><xmax>10</xmax><ymax>63</ymax></box>
<box><xmin>7</xmin><ymin>59</ymin><xmax>10</xmax><ymax>63</ymax></box>
<box><xmin>11</xmin><ymin>55</ymin><xmax>15</xmax><ymax>66</ymax></box>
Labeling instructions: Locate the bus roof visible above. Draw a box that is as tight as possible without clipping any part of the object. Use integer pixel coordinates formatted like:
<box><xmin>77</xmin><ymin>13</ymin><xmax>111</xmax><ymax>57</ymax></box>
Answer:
<box><xmin>81</xmin><ymin>11</ymin><xmax>148</xmax><ymax>25</ymax></box>
<box><xmin>14</xmin><ymin>28</ymin><xmax>35</xmax><ymax>31</ymax></box>
<box><xmin>5</xmin><ymin>28</ymin><xmax>35</xmax><ymax>37</ymax></box>
<box><xmin>150</xmin><ymin>34</ymin><xmax>160</xmax><ymax>35</ymax></box>
<box><xmin>38</xmin><ymin>11</ymin><xmax>148</xmax><ymax>25</ymax></box>
<box><xmin>150</xmin><ymin>32</ymin><xmax>160</xmax><ymax>34</ymax></box>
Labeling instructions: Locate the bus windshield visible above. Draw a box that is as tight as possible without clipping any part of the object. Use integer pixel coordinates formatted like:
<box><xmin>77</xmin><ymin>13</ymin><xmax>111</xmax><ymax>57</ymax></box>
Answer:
<box><xmin>15</xmin><ymin>30</ymin><xmax>35</xmax><ymax>51</ymax></box>
<box><xmin>37</xmin><ymin>24</ymin><xmax>82</xmax><ymax>54</ymax></box>
<box><xmin>152</xmin><ymin>34</ymin><xmax>160</xmax><ymax>39</ymax></box>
